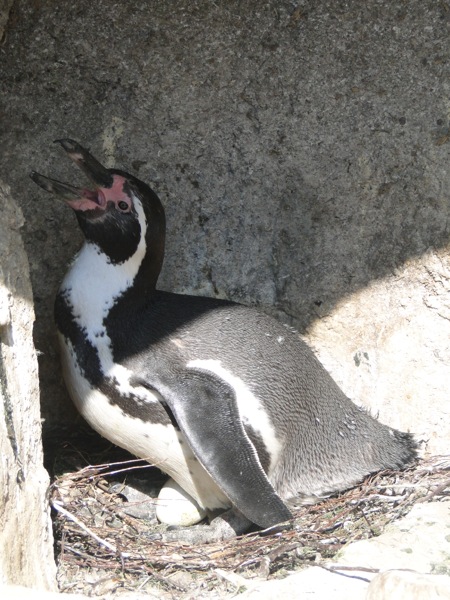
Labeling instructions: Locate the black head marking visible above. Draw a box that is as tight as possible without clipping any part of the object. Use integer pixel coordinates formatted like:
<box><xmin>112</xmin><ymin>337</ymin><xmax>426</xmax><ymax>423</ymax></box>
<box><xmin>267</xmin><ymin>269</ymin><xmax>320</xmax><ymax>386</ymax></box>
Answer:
<box><xmin>75</xmin><ymin>201</ymin><xmax>142</xmax><ymax>264</ymax></box>
<box><xmin>31</xmin><ymin>141</ymin><xmax>166</xmax><ymax>275</ymax></box>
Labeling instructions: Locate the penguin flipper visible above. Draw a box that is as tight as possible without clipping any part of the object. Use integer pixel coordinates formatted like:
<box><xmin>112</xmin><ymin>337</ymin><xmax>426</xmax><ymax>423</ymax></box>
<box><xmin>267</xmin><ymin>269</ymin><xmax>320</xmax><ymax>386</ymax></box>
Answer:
<box><xmin>136</xmin><ymin>370</ymin><xmax>292</xmax><ymax>529</ymax></box>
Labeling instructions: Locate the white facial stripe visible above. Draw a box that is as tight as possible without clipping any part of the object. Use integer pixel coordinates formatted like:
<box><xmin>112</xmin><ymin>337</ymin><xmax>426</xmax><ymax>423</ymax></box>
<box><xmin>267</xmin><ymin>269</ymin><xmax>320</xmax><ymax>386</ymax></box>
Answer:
<box><xmin>186</xmin><ymin>359</ymin><xmax>282</xmax><ymax>474</ymax></box>
<box><xmin>63</xmin><ymin>195</ymin><xmax>147</xmax><ymax>334</ymax></box>
<box><xmin>61</xmin><ymin>195</ymin><xmax>147</xmax><ymax>383</ymax></box>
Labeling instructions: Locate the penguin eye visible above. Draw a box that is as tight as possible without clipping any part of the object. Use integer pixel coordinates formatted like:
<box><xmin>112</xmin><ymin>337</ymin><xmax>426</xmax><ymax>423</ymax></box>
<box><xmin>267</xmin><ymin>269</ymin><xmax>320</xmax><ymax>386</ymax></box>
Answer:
<box><xmin>117</xmin><ymin>200</ymin><xmax>129</xmax><ymax>211</ymax></box>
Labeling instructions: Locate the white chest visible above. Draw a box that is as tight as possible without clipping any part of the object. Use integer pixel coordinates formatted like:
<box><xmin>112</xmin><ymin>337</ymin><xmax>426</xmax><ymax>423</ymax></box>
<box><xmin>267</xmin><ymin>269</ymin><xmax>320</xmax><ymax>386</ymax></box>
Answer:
<box><xmin>59</xmin><ymin>333</ymin><xmax>229</xmax><ymax>511</ymax></box>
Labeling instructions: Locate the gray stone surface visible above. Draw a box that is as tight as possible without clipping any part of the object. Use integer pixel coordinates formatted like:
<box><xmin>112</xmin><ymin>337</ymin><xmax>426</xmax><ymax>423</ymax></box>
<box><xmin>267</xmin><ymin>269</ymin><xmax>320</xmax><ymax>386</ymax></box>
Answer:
<box><xmin>308</xmin><ymin>248</ymin><xmax>450</xmax><ymax>455</ymax></box>
<box><xmin>366</xmin><ymin>570</ymin><xmax>450</xmax><ymax>600</ymax></box>
<box><xmin>238</xmin><ymin>566</ymin><xmax>450</xmax><ymax>600</ymax></box>
<box><xmin>0</xmin><ymin>182</ymin><xmax>56</xmax><ymax>589</ymax></box>
<box><xmin>233</xmin><ymin>501</ymin><xmax>450</xmax><ymax>599</ymax></box>
<box><xmin>238</xmin><ymin>566</ymin><xmax>367</xmax><ymax>600</ymax></box>
<box><xmin>0</xmin><ymin>585</ymin><xmax>90</xmax><ymax>600</ymax></box>
<box><xmin>336</xmin><ymin>501</ymin><xmax>450</xmax><ymax>574</ymax></box>
<box><xmin>0</xmin><ymin>0</ymin><xmax>13</xmax><ymax>40</ymax></box>
<box><xmin>0</xmin><ymin>1</ymin><xmax>449</xmax><ymax>451</ymax></box>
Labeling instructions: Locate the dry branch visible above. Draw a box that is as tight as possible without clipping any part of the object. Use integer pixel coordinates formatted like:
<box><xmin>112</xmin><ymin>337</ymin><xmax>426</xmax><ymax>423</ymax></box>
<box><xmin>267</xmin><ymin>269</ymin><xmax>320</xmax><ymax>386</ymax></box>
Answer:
<box><xmin>50</xmin><ymin>454</ymin><xmax>450</xmax><ymax>596</ymax></box>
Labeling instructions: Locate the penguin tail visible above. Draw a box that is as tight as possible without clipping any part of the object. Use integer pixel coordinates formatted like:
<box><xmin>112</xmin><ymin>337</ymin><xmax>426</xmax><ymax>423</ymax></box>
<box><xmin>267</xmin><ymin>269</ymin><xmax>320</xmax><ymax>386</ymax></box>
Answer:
<box><xmin>390</xmin><ymin>429</ymin><xmax>420</xmax><ymax>468</ymax></box>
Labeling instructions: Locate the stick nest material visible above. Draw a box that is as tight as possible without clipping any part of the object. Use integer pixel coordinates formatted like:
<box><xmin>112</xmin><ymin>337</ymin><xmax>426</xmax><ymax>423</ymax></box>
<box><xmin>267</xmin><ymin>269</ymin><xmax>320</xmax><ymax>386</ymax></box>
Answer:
<box><xmin>49</xmin><ymin>439</ymin><xmax>449</xmax><ymax>598</ymax></box>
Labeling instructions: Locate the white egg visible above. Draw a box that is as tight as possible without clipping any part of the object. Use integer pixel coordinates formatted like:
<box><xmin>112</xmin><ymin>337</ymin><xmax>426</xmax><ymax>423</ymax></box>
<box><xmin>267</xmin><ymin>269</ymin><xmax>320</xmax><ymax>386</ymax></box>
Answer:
<box><xmin>156</xmin><ymin>478</ymin><xmax>207</xmax><ymax>526</ymax></box>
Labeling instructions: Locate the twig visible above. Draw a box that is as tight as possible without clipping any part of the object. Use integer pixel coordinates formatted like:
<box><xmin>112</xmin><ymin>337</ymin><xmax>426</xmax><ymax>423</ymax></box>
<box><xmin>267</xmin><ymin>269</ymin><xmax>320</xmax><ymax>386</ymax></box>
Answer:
<box><xmin>417</xmin><ymin>478</ymin><xmax>450</xmax><ymax>502</ymax></box>
<box><xmin>323</xmin><ymin>564</ymin><xmax>380</xmax><ymax>574</ymax></box>
<box><xmin>52</xmin><ymin>500</ymin><xmax>131</xmax><ymax>559</ymax></box>
<box><xmin>60</xmin><ymin>544</ymin><xmax>101</xmax><ymax>561</ymax></box>
<box><xmin>356</xmin><ymin>506</ymin><xmax>378</xmax><ymax>536</ymax></box>
<box><xmin>54</xmin><ymin>457</ymin><xmax>155</xmax><ymax>483</ymax></box>
<box><xmin>50</xmin><ymin>453</ymin><xmax>450</xmax><ymax>593</ymax></box>
<box><xmin>320</xmin><ymin>563</ymin><xmax>379</xmax><ymax>583</ymax></box>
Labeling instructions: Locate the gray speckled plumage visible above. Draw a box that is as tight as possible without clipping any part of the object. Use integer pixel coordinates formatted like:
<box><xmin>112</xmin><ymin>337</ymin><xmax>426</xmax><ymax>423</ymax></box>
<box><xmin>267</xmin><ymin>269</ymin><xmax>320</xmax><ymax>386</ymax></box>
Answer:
<box><xmin>114</xmin><ymin>293</ymin><xmax>416</xmax><ymax>500</ymax></box>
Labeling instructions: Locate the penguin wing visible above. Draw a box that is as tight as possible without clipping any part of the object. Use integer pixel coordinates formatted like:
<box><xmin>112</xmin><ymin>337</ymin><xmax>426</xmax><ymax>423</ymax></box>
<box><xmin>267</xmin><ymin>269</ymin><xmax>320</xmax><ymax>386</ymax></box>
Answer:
<box><xmin>134</xmin><ymin>369</ymin><xmax>292</xmax><ymax>529</ymax></box>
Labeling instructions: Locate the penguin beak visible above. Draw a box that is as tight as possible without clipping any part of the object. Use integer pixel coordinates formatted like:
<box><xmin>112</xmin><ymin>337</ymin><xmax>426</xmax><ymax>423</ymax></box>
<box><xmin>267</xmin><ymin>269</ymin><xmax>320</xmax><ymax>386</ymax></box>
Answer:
<box><xmin>30</xmin><ymin>139</ymin><xmax>114</xmax><ymax>209</ymax></box>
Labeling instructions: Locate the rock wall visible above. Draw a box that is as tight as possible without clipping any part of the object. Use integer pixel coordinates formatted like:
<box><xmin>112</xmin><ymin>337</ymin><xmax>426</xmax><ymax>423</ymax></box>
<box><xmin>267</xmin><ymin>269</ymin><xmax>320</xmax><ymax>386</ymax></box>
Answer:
<box><xmin>308</xmin><ymin>248</ymin><xmax>450</xmax><ymax>455</ymax></box>
<box><xmin>0</xmin><ymin>0</ymin><xmax>12</xmax><ymax>38</ymax></box>
<box><xmin>0</xmin><ymin>182</ymin><xmax>56</xmax><ymax>589</ymax></box>
<box><xmin>0</xmin><ymin>1</ymin><xmax>448</xmax><ymax>453</ymax></box>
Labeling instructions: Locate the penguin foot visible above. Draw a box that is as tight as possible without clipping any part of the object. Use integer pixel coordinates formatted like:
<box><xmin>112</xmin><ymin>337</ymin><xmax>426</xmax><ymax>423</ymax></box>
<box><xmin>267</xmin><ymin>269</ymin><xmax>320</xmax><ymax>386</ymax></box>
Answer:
<box><xmin>158</xmin><ymin>508</ymin><xmax>253</xmax><ymax>544</ymax></box>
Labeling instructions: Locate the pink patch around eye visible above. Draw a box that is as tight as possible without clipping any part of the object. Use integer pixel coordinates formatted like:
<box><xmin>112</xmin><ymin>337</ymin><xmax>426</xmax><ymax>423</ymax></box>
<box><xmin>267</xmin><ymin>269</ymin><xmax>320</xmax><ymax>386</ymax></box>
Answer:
<box><xmin>103</xmin><ymin>175</ymin><xmax>132</xmax><ymax>212</ymax></box>
<box><xmin>66</xmin><ymin>175</ymin><xmax>130</xmax><ymax>212</ymax></box>
<box><xmin>104</xmin><ymin>175</ymin><xmax>128</xmax><ymax>202</ymax></box>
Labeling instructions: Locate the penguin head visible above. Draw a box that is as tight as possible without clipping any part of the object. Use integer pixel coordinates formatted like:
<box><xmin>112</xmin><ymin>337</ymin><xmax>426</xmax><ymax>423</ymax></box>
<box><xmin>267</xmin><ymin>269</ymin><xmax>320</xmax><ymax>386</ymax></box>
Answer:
<box><xmin>31</xmin><ymin>139</ymin><xmax>165</xmax><ymax>270</ymax></box>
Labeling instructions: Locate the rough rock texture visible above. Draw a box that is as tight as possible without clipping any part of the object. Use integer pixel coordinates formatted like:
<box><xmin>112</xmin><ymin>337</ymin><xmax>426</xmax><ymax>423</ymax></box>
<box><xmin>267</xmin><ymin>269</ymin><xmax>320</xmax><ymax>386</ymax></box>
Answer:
<box><xmin>238</xmin><ymin>566</ymin><xmax>450</xmax><ymax>600</ymax></box>
<box><xmin>238</xmin><ymin>566</ymin><xmax>367</xmax><ymax>600</ymax></box>
<box><xmin>0</xmin><ymin>585</ymin><xmax>160</xmax><ymax>600</ymax></box>
<box><xmin>0</xmin><ymin>585</ymin><xmax>90</xmax><ymax>600</ymax></box>
<box><xmin>0</xmin><ymin>0</ymin><xmax>13</xmax><ymax>40</ymax></box>
<box><xmin>308</xmin><ymin>248</ymin><xmax>450</xmax><ymax>455</ymax></box>
<box><xmin>366</xmin><ymin>570</ymin><xmax>450</xmax><ymax>600</ymax></box>
<box><xmin>0</xmin><ymin>182</ymin><xmax>56</xmax><ymax>589</ymax></box>
<box><xmin>237</xmin><ymin>501</ymin><xmax>450</xmax><ymax>599</ymax></box>
<box><xmin>336</xmin><ymin>501</ymin><xmax>450</xmax><ymax>574</ymax></box>
<box><xmin>0</xmin><ymin>1</ymin><xmax>449</xmax><ymax>452</ymax></box>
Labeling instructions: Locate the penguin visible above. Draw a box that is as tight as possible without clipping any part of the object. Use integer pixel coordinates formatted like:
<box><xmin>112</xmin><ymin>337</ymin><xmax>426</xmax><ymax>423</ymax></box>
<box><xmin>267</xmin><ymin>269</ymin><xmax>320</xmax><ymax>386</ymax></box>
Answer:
<box><xmin>31</xmin><ymin>139</ymin><xmax>417</xmax><ymax>543</ymax></box>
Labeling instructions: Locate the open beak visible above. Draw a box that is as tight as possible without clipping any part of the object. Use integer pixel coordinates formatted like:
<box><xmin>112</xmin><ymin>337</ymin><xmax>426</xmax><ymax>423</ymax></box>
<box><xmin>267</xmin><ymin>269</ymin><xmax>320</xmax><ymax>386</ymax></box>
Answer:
<box><xmin>30</xmin><ymin>139</ymin><xmax>113</xmax><ymax>207</ymax></box>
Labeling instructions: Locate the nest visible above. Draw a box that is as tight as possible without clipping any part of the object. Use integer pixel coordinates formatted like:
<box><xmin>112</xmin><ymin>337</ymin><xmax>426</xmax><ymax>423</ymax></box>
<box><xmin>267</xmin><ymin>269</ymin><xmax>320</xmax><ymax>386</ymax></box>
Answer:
<box><xmin>48</xmin><ymin>435</ymin><xmax>450</xmax><ymax>598</ymax></box>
